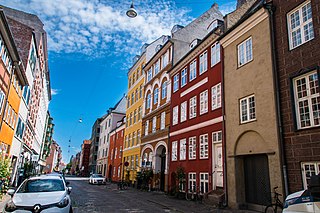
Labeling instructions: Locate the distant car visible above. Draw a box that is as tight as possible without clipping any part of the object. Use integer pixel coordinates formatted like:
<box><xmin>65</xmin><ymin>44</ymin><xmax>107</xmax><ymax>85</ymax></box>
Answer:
<box><xmin>89</xmin><ymin>174</ymin><xmax>106</xmax><ymax>185</ymax></box>
<box><xmin>4</xmin><ymin>175</ymin><xmax>72</xmax><ymax>213</ymax></box>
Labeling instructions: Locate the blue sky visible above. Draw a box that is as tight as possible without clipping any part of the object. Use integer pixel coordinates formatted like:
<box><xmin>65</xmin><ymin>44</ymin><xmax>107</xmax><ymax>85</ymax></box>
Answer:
<box><xmin>0</xmin><ymin>0</ymin><xmax>236</xmax><ymax>163</ymax></box>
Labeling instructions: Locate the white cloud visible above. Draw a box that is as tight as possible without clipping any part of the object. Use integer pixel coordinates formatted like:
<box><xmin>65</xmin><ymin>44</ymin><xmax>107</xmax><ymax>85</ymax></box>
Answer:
<box><xmin>1</xmin><ymin>0</ymin><xmax>236</xmax><ymax>60</ymax></box>
<box><xmin>51</xmin><ymin>89</ymin><xmax>60</xmax><ymax>96</ymax></box>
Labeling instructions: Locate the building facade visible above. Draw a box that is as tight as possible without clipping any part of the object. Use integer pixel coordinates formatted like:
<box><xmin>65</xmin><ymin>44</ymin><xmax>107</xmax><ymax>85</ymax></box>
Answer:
<box><xmin>79</xmin><ymin>140</ymin><xmax>91</xmax><ymax>176</ymax></box>
<box><xmin>273</xmin><ymin>0</ymin><xmax>320</xmax><ymax>193</ymax></box>
<box><xmin>221</xmin><ymin>1</ymin><xmax>283</xmax><ymax>210</ymax></box>
<box><xmin>89</xmin><ymin>118</ymin><xmax>101</xmax><ymax>174</ymax></box>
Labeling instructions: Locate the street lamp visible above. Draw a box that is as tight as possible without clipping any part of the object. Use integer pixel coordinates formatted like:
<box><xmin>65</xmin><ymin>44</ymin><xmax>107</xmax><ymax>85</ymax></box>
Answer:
<box><xmin>126</xmin><ymin>0</ymin><xmax>137</xmax><ymax>18</ymax></box>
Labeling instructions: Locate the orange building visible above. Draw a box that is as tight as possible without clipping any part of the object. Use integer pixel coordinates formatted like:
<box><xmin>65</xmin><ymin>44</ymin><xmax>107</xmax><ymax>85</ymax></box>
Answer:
<box><xmin>0</xmin><ymin>9</ymin><xmax>27</xmax><ymax>157</ymax></box>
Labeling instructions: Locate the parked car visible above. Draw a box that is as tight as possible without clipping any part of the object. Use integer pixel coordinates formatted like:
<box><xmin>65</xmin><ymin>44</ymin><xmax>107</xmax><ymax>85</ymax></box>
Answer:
<box><xmin>3</xmin><ymin>175</ymin><xmax>72</xmax><ymax>213</ymax></box>
<box><xmin>283</xmin><ymin>175</ymin><xmax>320</xmax><ymax>212</ymax></box>
<box><xmin>89</xmin><ymin>174</ymin><xmax>106</xmax><ymax>185</ymax></box>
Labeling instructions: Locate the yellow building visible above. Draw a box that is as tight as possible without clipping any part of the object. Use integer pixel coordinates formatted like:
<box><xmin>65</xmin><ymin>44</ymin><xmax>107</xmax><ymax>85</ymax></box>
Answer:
<box><xmin>0</xmin><ymin>10</ymin><xmax>27</xmax><ymax>157</ymax></box>
<box><xmin>123</xmin><ymin>53</ymin><xmax>145</xmax><ymax>184</ymax></box>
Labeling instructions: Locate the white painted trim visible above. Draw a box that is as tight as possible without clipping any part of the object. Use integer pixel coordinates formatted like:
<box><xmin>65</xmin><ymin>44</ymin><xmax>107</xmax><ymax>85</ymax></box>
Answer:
<box><xmin>180</xmin><ymin>77</ymin><xmax>208</xmax><ymax>98</ymax></box>
<box><xmin>170</xmin><ymin>116</ymin><xmax>223</xmax><ymax>137</ymax></box>
<box><xmin>141</xmin><ymin>135</ymin><xmax>167</xmax><ymax>145</ymax></box>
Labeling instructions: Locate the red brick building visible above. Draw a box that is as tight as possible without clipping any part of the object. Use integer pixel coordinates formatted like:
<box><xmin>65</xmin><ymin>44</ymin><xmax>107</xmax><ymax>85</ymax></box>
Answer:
<box><xmin>168</xmin><ymin>22</ymin><xmax>223</xmax><ymax>196</ymax></box>
<box><xmin>273</xmin><ymin>0</ymin><xmax>320</xmax><ymax>194</ymax></box>
<box><xmin>107</xmin><ymin>120</ymin><xmax>125</xmax><ymax>182</ymax></box>
<box><xmin>79</xmin><ymin>140</ymin><xmax>91</xmax><ymax>176</ymax></box>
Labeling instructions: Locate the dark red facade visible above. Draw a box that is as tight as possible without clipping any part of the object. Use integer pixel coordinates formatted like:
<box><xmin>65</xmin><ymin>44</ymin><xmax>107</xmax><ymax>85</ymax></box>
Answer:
<box><xmin>80</xmin><ymin>140</ymin><xmax>91</xmax><ymax>177</ymax></box>
<box><xmin>169</xmin><ymin>34</ymin><xmax>223</xmax><ymax>195</ymax></box>
<box><xmin>273</xmin><ymin>0</ymin><xmax>320</xmax><ymax>193</ymax></box>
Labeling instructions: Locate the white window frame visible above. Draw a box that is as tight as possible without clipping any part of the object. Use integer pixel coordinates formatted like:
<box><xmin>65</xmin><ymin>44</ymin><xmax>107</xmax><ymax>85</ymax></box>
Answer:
<box><xmin>172</xmin><ymin>141</ymin><xmax>177</xmax><ymax>161</ymax></box>
<box><xmin>162</xmin><ymin>50</ymin><xmax>169</xmax><ymax>68</ymax></box>
<box><xmin>146</xmin><ymin>93</ymin><xmax>151</xmax><ymax>109</ymax></box>
<box><xmin>152</xmin><ymin>116</ymin><xmax>157</xmax><ymax>133</ymax></box>
<box><xmin>211</xmin><ymin>42</ymin><xmax>220</xmax><ymax>67</ymax></box>
<box><xmin>154</xmin><ymin>87</ymin><xmax>159</xmax><ymax>105</ymax></box>
<box><xmin>145</xmin><ymin>120</ymin><xmax>149</xmax><ymax>136</ymax></box>
<box><xmin>237</xmin><ymin>37</ymin><xmax>253</xmax><ymax>67</ymax></box>
<box><xmin>199</xmin><ymin>51</ymin><xmax>208</xmax><ymax>75</ymax></box>
<box><xmin>301</xmin><ymin>162</ymin><xmax>320</xmax><ymax>189</ymax></box>
<box><xmin>212</xmin><ymin>131</ymin><xmax>222</xmax><ymax>143</ymax></box>
<box><xmin>173</xmin><ymin>74</ymin><xmax>179</xmax><ymax>92</ymax></box>
<box><xmin>189</xmin><ymin>96</ymin><xmax>197</xmax><ymax>119</ymax></box>
<box><xmin>154</xmin><ymin>59</ymin><xmax>160</xmax><ymax>75</ymax></box>
<box><xmin>240</xmin><ymin>95</ymin><xmax>256</xmax><ymax>123</ymax></box>
<box><xmin>211</xmin><ymin>83</ymin><xmax>221</xmax><ymax>110</ymax></box>
<box><xmin>189</xmin><ymin>60</ymin><xmax>197</xmax><ymax>81</ymax></box>
<box><xmin>179</xmin><ymin>139</ymin><xmax>186</xmax><ymax>161</ymax></box>
<box><xmin>199</xmin><ymin>134</ymin><xmax>208</xmax><ymax>159</ymax></box>
<box><xmin>188</xmin><ymin>137</ymin><xmax>196</xmax><ymax>160</ymax></box>
<box><xmin>287</xmin><ymin>1</ymin><xmax>314</xmax><ymax>50</ymax></box>
<box><xmin>147</xmin><ymin>68</ymin><xmax>152</xmax><ymax>82</ymax></box>
<box><xmin>293</xmin><ymin>71</ymin><xmax>320</xmax><ymax>129</ymax></box>
<box><xmin>160</xmin><ymin>111</ymin><xmax>166</xmax><ymax>130</ymax></box>
<box><xmin>199</xmin><ymin>173</ymin><xmax>209</xmax><ymax>194</ymax></box>
<box><xmin>188</xmin><ymin>172</ymin><xmax>196</xmax><ymax>193</ymax></box>
<box><xmin>180</xmin><ymin>101</ymin><xmax>187</xmax><ymax>123</ymax></box>
<box><xmin>162</xmin><ymin>81</ymin><xmax>167</xmax><ymax>99</ymax></box>
<box><xmin>181</xmin><ymin>68</ymin><xmax>187</xmax><ymax>87</ymax></box>
<box><xmin>173</xmin><ymin>105</ymin><xmax>179</xmax><ymax>125</ymax></box>
<box><xmin>200</xmin><ymin>90</ymin><xmax>208</xmax><ymax>115</ymax></box>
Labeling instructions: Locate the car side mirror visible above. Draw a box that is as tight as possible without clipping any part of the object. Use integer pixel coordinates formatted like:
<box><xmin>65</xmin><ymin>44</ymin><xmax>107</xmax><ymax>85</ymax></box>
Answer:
<box><xmin>66</xmin><ymin>181</ymin><xmax>70</xmax><ymax>186</ymax></box>
<box><xmin>67</xmin><ymin>187</ymin><xmax>72</xmax><ymax>194</ymax></box>
<box><xmin>7</xmin><ymin>189</ymin><xmax>15</xmax><ymax>197</ymax></box>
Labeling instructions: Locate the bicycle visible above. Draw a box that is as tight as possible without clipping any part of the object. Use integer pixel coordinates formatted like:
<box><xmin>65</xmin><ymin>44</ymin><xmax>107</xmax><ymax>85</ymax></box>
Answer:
<box><xmin>185</xmin><ymin>184</ymin><xmax>203</xmax><ymax>203</ymax></box>
<box><xmin>118</xmin><ymin>180</ymin><xmax>128</xmax><ymax>190</ymax></box>
<box><xmin>265</xmin><ymin>186</ymin><xmax>283</xmax><ymax>213</ymax></box>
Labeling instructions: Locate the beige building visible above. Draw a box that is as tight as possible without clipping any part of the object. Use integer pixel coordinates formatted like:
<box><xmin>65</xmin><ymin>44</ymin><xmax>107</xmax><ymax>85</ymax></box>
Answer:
<box><xmin>220</xmin><ymin>2</ymin><xmax>283</xmax><ymax>211</ymax></box>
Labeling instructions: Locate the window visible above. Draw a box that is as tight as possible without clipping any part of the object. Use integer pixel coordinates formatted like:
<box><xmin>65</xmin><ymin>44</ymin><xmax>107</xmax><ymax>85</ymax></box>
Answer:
<box><xmin>137</xmin><ymin>130</ymin><xmax>141</xmax><ymax>144</ymax></box>
<box><xmin>181</xmin><ymin>68</ymin><xmax>187</xmax><ymax>87</ymax></box>
<box><xmin>15</xmin><ymin>117</ymin><xmax>25</xmax><ymax>139</ymax></box>
<box><xmin>238</xmin><ymin>37</ymin><xmax>253</xmax><ymax>67</ymax></box>
<box><xmin>200</xmin><ymin>134</ymin><xmax>208</xmax><ymax>159</ymax></box>
<box><xmin>129</xmin><ymin>78</ymin><xmax>132</xmax><ymax>88</ymax></box>
<box><xmin>125</xmin><ymin>136</ymin><xmax>128</xmax><ymax>148</ymax></box>
<box><xmin>172</xmin><ymin>141</ymin><xmax>177</xmax><ymax>161</ymax></box>
<box><xmin>199</xmin><ymin>51</ymin><xmax>208</xmax><ymax>75</ymax></box>
<box><xmin>240</xmin><ymin>95</ymin><xmax>256</xmax><ymax>123</ymax></box>
<box><xmin>132</xmin><ymin>73</ymin><xmax>136</xmax><ymax>84</ymax></box>
<box><xmin>188</xmin><ymin>173</ymin><xmax>196</xmax><ymax>193</ymax></box>
<box><xmin>132</xmin><ymin>132</ymin><xmax>136</xmax><ymax>146</ymax></box>
<box><xmin>133</xmin><ymin>110</ymin><xmax>137</xmax><ymax>123</ymax></box>
<box><xmin>189</xmin><ymin>60</ymin><xmax>197</xmax><ymax>81</ymax></box>
<box><xmin>294</xmin><ymin>71</ymin><xmax>320</xmax><ymax>129</ymax></box>
<box><xmin>22</xmin><ymin>86</ymin><xmax>31</xmax><ymax>105</ymax></box>
<box><xmin>301</xmin><ymin>162</ymin><xmax>320</xmax><ymax>189</ymax></box>
<box><xmin>131</xmin><ymin>93</ymin><xmax>134</xmax><ymax>105</ymax></box>
<box><xmin>146</xmin><ymin>93</ymin><xmax>151</xmax><ymax>109</ymax></box>
<box><xmin>139</xmin><ymin>85</ymin><xmax>143</xmax><ymax>98</ymax></box>
<box><xmin>111</xmin><ymin>149</ymin><xmax>113</xmax><ymax>160</ymax></box>
<box><xmin>135</xmin><ymin>89</ymin><xmax>139</xmax><ymax>102</ymax></box>
<box><xmin>129</xmin><ymin>113</ymin><xmax>132</xmax><ymax>126</ymax></box>
<box><xmin>212</xmin><ymin>83</ymin><xmax>221</xmax><ymax>110</ymax></box>
<box><xmin>211</xmin><ymin>42</ymin><xmax>220</xmax><ymax>66</ymax></box>
<box><xmin>288</xmin><ymin>1</ymin><xmax>314</xmax><ymax>50</ymax></box>
<box><xmin>162</xmin><ymin>51</ymin><xmax>169</xmax><ymax>68</ymax></box>
<box><xmin>180</xmin><ymin>101</ymin><xmax>187</xmax><ymax>122</ymax></box>
<box><xmin>173</xmin><ymin>74</ymin><xmax>179</xmax><ymax>92</ymax></box>
<box><xmin>138</xmin><ymin>106</ymin><xmax>142</xmax><ymax>120</ymax></box>
<box><xmin>148</xmin><ymin>152</ymin><xmax>153</xmax><ymax>167</ymax></box>
<box><xmin>200</xmin><ymin>90</ymin><xmax>208</xmax><ymax>115</ymax></box>
<box><xmin>200</xmin><ymin>173</ymin><xmax>209</xmax><ymax>194</ymax></box>
<box><xmin>145</xmin><ymin>120</ymin><xmax>149</xmax><ymax>136</ymax></box>
<box><xmin>152</xmin><ymin>116</ymin><xmax>157</xmax><ymax>133</ymax></box>
<box><xmin>136</xmin><ymin>154</ymin><xmax>139</xmax><ymax>168</ymax></box>
<box><xmin>115</xmin><ymin>148</ymin><xmax>117</xmax><ymax>159</ymax></box>
<box><xmin>212</xmin><ymin>131</ymin><xmax>222</xmax><ymax>143</ymax></box>
<box><xmin>161</xmin><ymin>112</ymin><xmax>166</xmax><ymax>130</ymax></box>
<box><xmin>189</xmin><ymin>137</ymin><xmax>196</xmax><ymax>160</ymax></box>
<box><xmin>189</xmin><ymin>96</ymin><xmax>197</xmax><ymax>119</ymax></box>
<box><xmin>173</xmin><ymin>106</ymin><xmax>179</xmax><ymax>125</ymax></box>
<box><xmin>154</xmin><ymin>59</ymin><xmax>160</xmax><ymax>75</ymax></box>
<box><xmin>128</xmin><ymin>134</ymin><xmax>131</xmax><ymax>147</ymax></box>
<box><xmin>154</xmin><ymin>88</ymin><xmax>159</xmax><ymax>105</ymax></box>
<box><xmin>147</xmin><ymin>69</ymin><xmax>152</xmax><ymax>82</ymax></box>
<box><xmin>180</xmin><ymin>139</ymin><xmax>186</xmax><ymax>160</ymax></box>
<box><xmin>162</xmin><ymin>81</ymin><xmax>167</xmax><ymax>99</ymax></box>
<box><xmin>0</xmin><ymin>89</ymin><xmax>5</xmax><ymax>114</ymax></box>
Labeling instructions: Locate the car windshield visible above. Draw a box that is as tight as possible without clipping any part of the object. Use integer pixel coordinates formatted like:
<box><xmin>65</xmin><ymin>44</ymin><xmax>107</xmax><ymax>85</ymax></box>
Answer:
<box><xmin>93</xmin><ymin>174</ymin><xmax>103</xmax><ymax>178</ymax></box>
<box><xmin>17</xmin><ymin>179</ymin><xmax>65</xmax><ymax>193</ymax></box>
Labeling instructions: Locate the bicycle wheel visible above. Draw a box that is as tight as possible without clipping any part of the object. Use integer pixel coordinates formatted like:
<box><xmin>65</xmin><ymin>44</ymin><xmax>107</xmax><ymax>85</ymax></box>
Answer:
<box><xmin>265</xmin><ymin>204</ymin><xmax>283</xmax><ymax>213</ymax></box>
<box><xmin>122</xmin><ymin>183</ymin><xmax>128</xmax><ymax>190</ymax></box>
<box><xmin>185</xmin><ymin>192</ymin><xmax>193</xmax><ymax>201</ymax></box>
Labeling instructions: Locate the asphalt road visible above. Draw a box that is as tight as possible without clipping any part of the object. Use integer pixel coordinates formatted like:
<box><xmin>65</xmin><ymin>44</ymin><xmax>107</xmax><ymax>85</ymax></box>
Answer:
<box><xmin>68</xmin><ymin>178</ymin><xmax>216</xmax><ymax>213</ymax></box>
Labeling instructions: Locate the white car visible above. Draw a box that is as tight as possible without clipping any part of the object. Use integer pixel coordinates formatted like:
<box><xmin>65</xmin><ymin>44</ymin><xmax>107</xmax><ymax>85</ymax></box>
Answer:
<box><xmin>3</xmin><ymin>175</ymin><xmax>73</xmax><ymax>213</ymax></box>
<box><xmin>89</xmin><ymin>174</ymin><xmax>106</xmax><ymax>185</ymax></box>
<box><xmin>283</xmin><ymin>189</ymin><xmax>320</xmax><ymax>213</ymax></box>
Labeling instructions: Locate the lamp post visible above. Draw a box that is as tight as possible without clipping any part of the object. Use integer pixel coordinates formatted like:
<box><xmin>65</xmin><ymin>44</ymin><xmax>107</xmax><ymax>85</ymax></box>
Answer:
<box><xmin>126</xmin><ymin>0</ymin><xmax>137</xmax><ymax>18</ymax></box>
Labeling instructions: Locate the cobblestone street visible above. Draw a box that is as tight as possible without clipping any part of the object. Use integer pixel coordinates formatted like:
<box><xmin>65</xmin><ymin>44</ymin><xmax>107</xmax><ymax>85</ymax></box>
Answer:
<box><xmin>69</xmin><ymin>178</ymin><xmax>257</xmax><ymax>213</ymax></box>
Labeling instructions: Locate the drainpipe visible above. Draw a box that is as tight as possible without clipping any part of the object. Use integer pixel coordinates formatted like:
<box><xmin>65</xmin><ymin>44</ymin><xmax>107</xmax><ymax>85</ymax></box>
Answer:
<box><xmin>221</xmin><ymin>47</ymin><xmax>228</xmax><ymax>207</ymax></box>
<box><xmin>265</xmin><ymin>2</ymin><xmax>289</xmax><ymax>196</ymax></box>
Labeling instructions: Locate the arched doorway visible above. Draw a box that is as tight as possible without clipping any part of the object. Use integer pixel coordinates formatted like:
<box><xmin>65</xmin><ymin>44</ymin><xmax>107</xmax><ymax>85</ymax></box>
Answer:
<box><xmin>155</xmin><ymin>145</ymin><xmax>166</xmax><ymax>191</ymax></box>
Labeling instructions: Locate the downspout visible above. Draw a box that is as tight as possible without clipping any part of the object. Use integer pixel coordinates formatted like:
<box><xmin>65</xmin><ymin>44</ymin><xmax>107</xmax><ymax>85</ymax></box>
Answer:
<box><xmin>265</xmin><ymin>2</ymin><xmax>289</xmax><ymax>196</ymax></box>
<box><xmin>221</xmin><ymin>47</ymin><xmax>228</xmax><ymax>207</ymax></box>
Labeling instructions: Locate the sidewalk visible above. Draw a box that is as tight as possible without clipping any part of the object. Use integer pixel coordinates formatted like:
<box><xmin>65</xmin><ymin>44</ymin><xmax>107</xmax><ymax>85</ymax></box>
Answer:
<box><xmin>0</xmin><ymin>194</ymin><xmax>10</xmax><ymax>211</ymax></box>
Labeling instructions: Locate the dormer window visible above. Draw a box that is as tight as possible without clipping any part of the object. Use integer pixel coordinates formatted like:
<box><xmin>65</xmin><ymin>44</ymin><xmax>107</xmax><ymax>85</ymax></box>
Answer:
<box><xmin>207</xmin><ymin>19</ymin><xmax>223</xmax><ymax>33</ymax></box>
<box><xmin>190</xmin><ymin>39</ymin><xmax>200</xmax><ymax>49</ymax></box>
<box><xmin>163</xmin><ymin>36</ymin><xmax>170</xmax><ymax>43</ymax></box>
<box><xmin>155</xmin><ymin>44</ymin><xmax>162</xmax><ymax>52</ymax></box>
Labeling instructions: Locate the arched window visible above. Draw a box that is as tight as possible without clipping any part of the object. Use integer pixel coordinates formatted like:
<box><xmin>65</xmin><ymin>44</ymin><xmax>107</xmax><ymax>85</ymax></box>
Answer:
<box><xmin>154</xmin><ymin>87</ymin><xmax>159</xmax><ymax>104</ymax></box>
<box><xmin>146</xmin><ymin>93</ymin><xmax>151</xmax><ymax>109</ymax></box>
<box><xmin>162</xmin><ymin>81</ymin><xmax>167</xmax><ymax>99</ymax></box>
